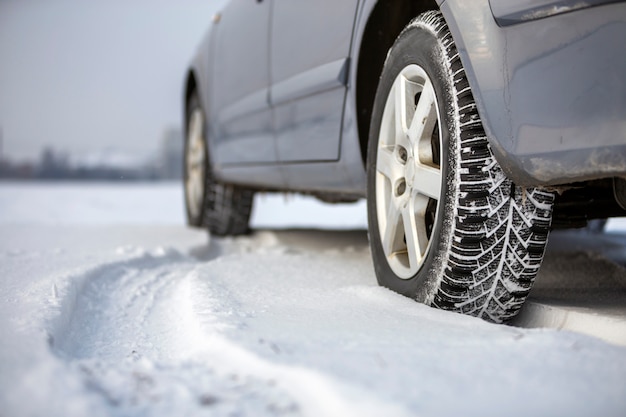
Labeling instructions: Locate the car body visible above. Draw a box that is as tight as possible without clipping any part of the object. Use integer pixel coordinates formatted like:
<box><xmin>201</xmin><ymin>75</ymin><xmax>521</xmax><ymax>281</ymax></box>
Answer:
<box><xmin>183</xmin><ymin>0</ymin><xmax>626</xmax><ymax>322</ymax></box>
<box><xmin>186</xmin><ymin>0</ymin><xmax>626</xmax><ymax>193</ymax></box>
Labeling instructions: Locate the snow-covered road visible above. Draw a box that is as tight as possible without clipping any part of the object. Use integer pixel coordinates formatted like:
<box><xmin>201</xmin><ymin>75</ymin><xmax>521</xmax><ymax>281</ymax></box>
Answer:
<box><xmin>1</xmin><ymin>182</ymin><xmax>626</xmax><ymax>417</ymax></box>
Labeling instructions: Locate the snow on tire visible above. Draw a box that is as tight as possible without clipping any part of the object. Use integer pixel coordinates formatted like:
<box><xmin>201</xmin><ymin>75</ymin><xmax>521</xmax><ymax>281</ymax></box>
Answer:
<box><xmin>366</xmin><ymin>11</ymin><xmax>555</xmax><ymax>323</ymax></box>
<box><xmin>184</xmin><ymin>92</ymin><xmax>254</xmax><ymax>236</ymax></box>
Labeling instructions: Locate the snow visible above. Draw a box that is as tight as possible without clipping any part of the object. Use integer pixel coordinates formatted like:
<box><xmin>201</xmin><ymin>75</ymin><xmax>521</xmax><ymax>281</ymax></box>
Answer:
<box><xmin>0</xmin><ymin>181</ymin><xmax>367</xmax><ymax>228</ymax></box>
<box><xmin>1</xmin><ymin>181</ymin><xmax>626</xmax><ymax>417</ymax></box>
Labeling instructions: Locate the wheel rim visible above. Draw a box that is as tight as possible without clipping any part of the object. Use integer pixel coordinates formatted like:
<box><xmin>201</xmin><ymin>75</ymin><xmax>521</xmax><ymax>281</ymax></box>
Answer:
<box><xmin>185</xmin><ymin>108</ymin><xmax>206</xmax><ymax>220</ymax></box>
<box><xmin>375</xmin><ymin>64</ymin><xmax>443</xmax><ymax>279</ymax></box>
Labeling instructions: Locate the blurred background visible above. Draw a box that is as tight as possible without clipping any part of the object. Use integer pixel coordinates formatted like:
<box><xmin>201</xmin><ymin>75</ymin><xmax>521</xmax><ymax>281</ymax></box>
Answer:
<box><xmin>0</xmin><ymin>0</ymin><xmax>227</xmax><ymax>181</ymax></box>
<box><xmin>0</xmin><ymin>0</ymin><xmax>368</xmax><ymax>228</ymax></box>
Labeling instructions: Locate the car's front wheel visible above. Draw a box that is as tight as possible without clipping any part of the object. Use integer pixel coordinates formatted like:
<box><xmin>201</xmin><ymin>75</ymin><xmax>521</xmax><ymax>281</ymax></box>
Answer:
<box><xmin>366</xmin><ymin>11</ymin><xmax>555</xmax><ymax>323</ymax></box>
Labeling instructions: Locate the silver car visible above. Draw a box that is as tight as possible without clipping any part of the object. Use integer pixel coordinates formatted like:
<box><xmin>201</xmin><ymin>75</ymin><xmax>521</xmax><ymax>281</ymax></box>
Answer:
<box><xmin>183</xmin><ymin>0</ymin><xmax>626</xmax><ymax>322</ymax></box>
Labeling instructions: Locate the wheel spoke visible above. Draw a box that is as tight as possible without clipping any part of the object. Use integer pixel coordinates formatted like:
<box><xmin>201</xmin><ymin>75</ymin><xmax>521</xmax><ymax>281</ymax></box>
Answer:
<box><xmin>382</xmin><ymin>198</ymin><xmax>402</xmax><ymax>257</ymax></box>
<box><xmin>190</xmin><ymin>146</ymin><xmax>204</xmax><ymax>168</ymax></box>
<box><xmin>187</xmin><ymin>176</ymin><xmax>198</xmax><ymax>212</ymax></box>
<box><xmin>414</xmin><ymin>195</ymin><xmax>431</xmax><ymax>258</ymax></box>
<box><xmin>194</xmin><ymin>175</ymin><xmax>203</xmax><ymax>202</ymax></box>
<box><xmin>377</xmin><ymin>145</ymin><xmax>401</xmax><ymax>183</ymax></box>
<box><xmin>393</xmin><ymin>76</ymin><xmax>418</xmax><ymax>151</ymax></box>
<box><xmin>188</xmin><ymin>170</ymin><xmax>198</xmax><ymax>193</ymax></box>
<box><xmin>190</xmin><ymin>114</ymin><xmax>201</xmax><ymax>140</ymax></box>
<box><xmin>402</xmin><ymin>194</ymin><xmax>430</xmax><ymax>270</ymax></box>
<box><xmin>412</xmin><ymin>164</ymin><xmax>442</xmax><ymax>200</ymax></box>
<box><xmin>407</xmin><ymin>79</ymin><xmax>436</xmax><ymax>142</ymax></box>
<box><xmin>401</xmin><ymin>199</ymin><xmax>419</xmax><ymax>270</ymax></box>
<box><xmin>188</xmin><ymin>178</ymin><xmax>197</xmax><ymax>204</ymax></box>
<box><xmin>189</xmin><ymin>165</ymin><xmax>201</xmax><ymax>181</ymax></box>
<box><xmin>394</xmin><ymin>75</ymin><xmax>409</xmax><ymax>137</ymax></box>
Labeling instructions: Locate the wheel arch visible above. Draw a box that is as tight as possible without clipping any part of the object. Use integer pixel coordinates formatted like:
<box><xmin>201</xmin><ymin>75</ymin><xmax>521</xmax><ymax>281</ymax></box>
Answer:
<box><xmin>354</xmin><ymin>0</ymin><xmax>441</xmax><ymax>167</ymax></box>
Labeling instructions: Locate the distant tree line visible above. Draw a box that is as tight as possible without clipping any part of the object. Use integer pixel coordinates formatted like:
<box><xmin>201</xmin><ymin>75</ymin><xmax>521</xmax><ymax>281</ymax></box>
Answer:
<box><xmin>0</xmin><ymin>128</ymin><xmax>183</xmax><ymax>181</ymax></box>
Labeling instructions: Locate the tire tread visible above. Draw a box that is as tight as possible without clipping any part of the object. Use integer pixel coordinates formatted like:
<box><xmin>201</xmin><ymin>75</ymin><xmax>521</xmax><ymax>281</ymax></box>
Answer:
<box><xmin>415</xmin><ymin>11</ymin><xmax>555</xmax><ymax>322</ymax></box>
<box><xmin>202</xmin><ymin>179</ymin><xmax>254</xmax><ymax>236</ymax></box>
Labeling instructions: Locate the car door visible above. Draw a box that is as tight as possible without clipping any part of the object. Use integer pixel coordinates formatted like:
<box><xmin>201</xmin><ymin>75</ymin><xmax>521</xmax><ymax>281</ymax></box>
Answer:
<box><xmin>269</xmin><ymin>0</ymin><xmax>360</xmax><ymax>163</ymax></box>
<box><xmin>210</xmin><ymin>0</ymin><xmax>276</xmax><ymax>165</ymax></box>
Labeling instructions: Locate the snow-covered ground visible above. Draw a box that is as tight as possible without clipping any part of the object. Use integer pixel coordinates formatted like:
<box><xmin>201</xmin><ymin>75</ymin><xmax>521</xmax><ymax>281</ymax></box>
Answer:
<box><xmin>1</xmin><ymin>181</ymin><xmax>626</xmax><ymax>417</ymax></box>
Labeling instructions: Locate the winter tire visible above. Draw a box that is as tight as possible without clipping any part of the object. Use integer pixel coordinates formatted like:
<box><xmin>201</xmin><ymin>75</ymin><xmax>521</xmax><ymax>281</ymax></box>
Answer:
<box><xmin>184</xmin><ymin>92</ymin><xmax>254</xmax><ymax>236</ymax></box>
<box><xmin>366</xmin><ymin>11</ymin><xmax>555</xmax><ymax>323</ymax></box>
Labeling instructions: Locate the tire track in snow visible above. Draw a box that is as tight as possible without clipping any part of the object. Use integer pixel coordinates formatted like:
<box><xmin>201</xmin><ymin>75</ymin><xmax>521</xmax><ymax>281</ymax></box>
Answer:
<box><xmin>46</xmin><ymin>237</ymin><xmax>411</xmax><ymax>417</ymax></box>
<box><xmin>49</xmin><ymin>250</ymin><xmax>190</xmax><ymax>359</ymax></box>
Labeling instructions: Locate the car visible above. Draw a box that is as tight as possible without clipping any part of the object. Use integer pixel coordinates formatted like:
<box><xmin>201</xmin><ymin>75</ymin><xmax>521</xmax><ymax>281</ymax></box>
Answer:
<box><xmin>182</xmin><ymin>0</ymin><xmax>626</xmax><ymax>323</ymax></box>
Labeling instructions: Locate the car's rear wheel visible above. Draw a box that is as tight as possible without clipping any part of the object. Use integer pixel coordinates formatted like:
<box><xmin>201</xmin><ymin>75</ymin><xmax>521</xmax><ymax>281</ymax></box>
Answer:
<box><xmin>366</xmin><ymin>11</ymin><xmax>555</xmax><ymax>323</ymax></box>
<box><xmin>184</xmin><ymin>92</ymin><xmax>254</xmax><ymax>236</ymax></box>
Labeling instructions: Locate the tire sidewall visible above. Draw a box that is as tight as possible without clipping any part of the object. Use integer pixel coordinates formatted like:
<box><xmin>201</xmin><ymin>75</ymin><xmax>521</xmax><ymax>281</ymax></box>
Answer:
<box><xmin>367</xmin><ymin>22</ymin><xmax>458</xmax><ymax>303</ymax></box>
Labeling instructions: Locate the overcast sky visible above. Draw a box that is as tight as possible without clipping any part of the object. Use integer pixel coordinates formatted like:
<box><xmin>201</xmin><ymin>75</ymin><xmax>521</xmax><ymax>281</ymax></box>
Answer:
<box><xmin>0</xmin><ymin>0</ymin><xmax>225</xmax><ymax>162</ymax></box>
